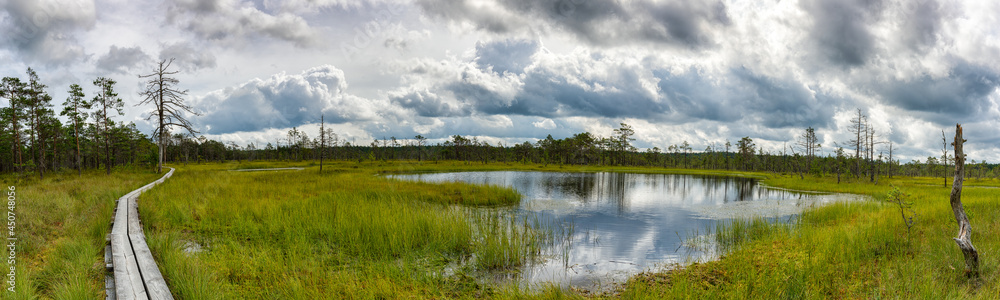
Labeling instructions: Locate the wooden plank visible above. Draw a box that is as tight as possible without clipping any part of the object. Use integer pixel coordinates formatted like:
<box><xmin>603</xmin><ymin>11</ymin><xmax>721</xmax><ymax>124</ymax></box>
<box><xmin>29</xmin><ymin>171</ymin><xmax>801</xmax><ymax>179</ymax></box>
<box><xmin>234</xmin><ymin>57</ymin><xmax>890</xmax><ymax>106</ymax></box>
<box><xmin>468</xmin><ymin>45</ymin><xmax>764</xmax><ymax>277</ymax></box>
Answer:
<box><xmin>111</xmin><ymin>233</ymin><xmax>138</xmax><ymax>300</ymax></box>
<box><xmin>129</xmin><ymin>168</ymin><xmax>176</xmax><ymax>300</ymax></box>
<box><xmin>105</xmin><ymin>273</ymin><xmax>115</xmax><ymax>300</ymax></box>
<box><xmin>127</xmin><ymin>196</ymin><xmax>143</xmax><ymax>237</ymax></box>
<box><xmin>130</xmin><ymin>234</ymin><xmax>174</xmax><ymax>300</ymax></box>
<box><xmin>107</xmin><ymin>168</ymin><xmax>176</xmax><ymax>300</ymax></box>
<box><xmin>230</xmin><ymin>167</ymin><xmax>304</xmax><ymax>172</ymax></box>
<box><xmin>104</xmin><ymin>244</ymin><xmax>113</xmax><ymax>271</ymax></box>
<box><xmin>124</xmin><ymin>250</ymin><xmax>147</xmax><ymax>299</ymax></box>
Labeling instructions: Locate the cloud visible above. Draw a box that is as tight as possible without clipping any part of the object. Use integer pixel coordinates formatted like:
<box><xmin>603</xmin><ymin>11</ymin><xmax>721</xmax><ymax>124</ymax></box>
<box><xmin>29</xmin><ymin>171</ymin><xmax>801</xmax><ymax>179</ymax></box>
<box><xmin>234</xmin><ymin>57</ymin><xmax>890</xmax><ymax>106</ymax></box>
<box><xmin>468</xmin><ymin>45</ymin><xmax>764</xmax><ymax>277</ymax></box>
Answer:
<box><xmin>655</xmin><ymin>67</ymin><xmax>738</xmax><ymax>123</ymax></box>
<box><xmin>0</xmin><ymin>0</ymin><xmax>96</xmax><ymax>64</ymax></box>
<box><xmin>874</xmin><ymin>59</ymin><xmax>1000</xmax><ymax>123</ymax></box>
<box><xmin>95</xmin><ymin>45</ymin><xmax>151</xmax><ymax>74</ymax></box>
<box><xmin>474</xmin><ymin>39</ymin><xmax>538</xmax><ymax>75</ymax></box>
<box><xmin>415</xmin><ymin>0</ymin><xmax>731</xmax><ymax>48</ymax></box>
<box><xmin>801</xmin><ymin>0</ymin><xmax>884</xmax><ymax>67</ymax></box>
<box><xmin>389</xmin><ymin>43</ymin><xmax>845</xmax><ymax>131</ymax></box>
<box><xmin>731</xmin><ymin>67</ymin><xmax>835</xmax><ymax>129</ymax></box>
<box><xmin>159</xmin><ymin>42</ymin><xmax>217</xmax><ymax>72</ymax></box>
<box><xmin>167</xmin><ymin>0</ymin><xmax>321</xmax><ymax>47</ymax></box>
<box><xmin>261</xmin><ymin>0</ymin><xmax>400</xmax><ymax>14</ymax></box>
<box><xmin>901</xmin><ymin>0</ymin><xmax>945</xmax><ymax>52</ymax></box>
<box><xmin>533</xmin><ymin>118</ymin><xmax>556</xmax><ymax>130</ymax></box>
<box><xmin>471</xmin><ymin>49</ymin><xmax>666</xmax><ymax>119</ymax></box>
<box><xmin>388</xmin><ymin>89</ymin><xmax>471</xmax><ymax>117</ymax></box>
<box><xmin>196</xmin><ymin>65</ymin><xmax>384</xmax><ymax>134</ymax></box>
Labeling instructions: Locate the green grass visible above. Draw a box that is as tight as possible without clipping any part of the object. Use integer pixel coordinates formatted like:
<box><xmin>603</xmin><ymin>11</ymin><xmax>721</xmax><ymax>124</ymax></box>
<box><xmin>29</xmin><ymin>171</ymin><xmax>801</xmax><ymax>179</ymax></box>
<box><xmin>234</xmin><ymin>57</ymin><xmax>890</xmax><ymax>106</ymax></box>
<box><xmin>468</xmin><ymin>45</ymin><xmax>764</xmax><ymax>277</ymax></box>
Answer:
<box><xmin>139</xmin><ymin>160</ymin><xmax>547</xmax><ymax>299</ymax></box>
<box><xmin>712</xmin><ymin>217</ymin><xmax>793</xmax><ymax>255</ymax></box>
<box><xmin>610</xmin><ymin>174</ymin><xmax>1000</xmax><ymax>299</ymax></box>
<box><xmin>0</xmin><ymin>167</ymin><xmax>161</xmax><ymax>300</ymax></box>
<box><xmin>141</xmin><ymin>161</ymin><xmax>1000</xmax><ymax>298</ymax></box>
<box><xmin>13</xmin><ymin>159</ymin><xmax>998</xmax><ymax>299</ymax></box>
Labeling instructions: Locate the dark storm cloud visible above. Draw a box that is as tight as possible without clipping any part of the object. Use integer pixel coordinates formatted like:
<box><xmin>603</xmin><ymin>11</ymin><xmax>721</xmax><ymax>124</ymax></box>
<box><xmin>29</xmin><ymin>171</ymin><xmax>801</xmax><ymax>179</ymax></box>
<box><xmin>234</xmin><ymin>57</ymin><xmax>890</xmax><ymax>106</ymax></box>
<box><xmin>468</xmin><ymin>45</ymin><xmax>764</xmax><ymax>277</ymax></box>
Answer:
<box><xmin>0</xmin><ymin>0</ymin><xmax>95</xmax><ymax>64</ymax></box>
<box><xmin>801</xmin><ymin>0</ymin><xmax>884</xmax><ymax>67</ymax></box>
<box><xmin>392</xmin><ymin>49</ymin><xmax>668</xmax><ymax>120</ymax></box>
<box><xmin>413</xmin><ymin>0</ymin><xmax>515</xmax><ymax>33</ymax></box>
<box><xmin>499</xmin><ymin>0</ymin><xmax>629</xmax><ymax>45</ymax></box>
<box><xmin>463</xmin><ymin>65</ymin><xmax>667</xmax><ymax>119</ymax></box>
<box><xmin>166</xmin><ymin>0</ymin><xmax>320</xmax><ymax>47</ymax></box>
<box><xmin>654</xmin><ymin>68</ymin><xmax>739</xmax><ymax>122</ymax></box>
<box><xmin>197</xmin><ymin>65</ymin><xmax>381</xmax><ymax>134</ymax></box>
<box><xmin>732</xmin><ymin>68</ymin><xmax>834</xmax><ymax>129</ymax></box>
<box><xmin>640</xmin><ymin>0</ymin><xmax>730</xmax><ymax>47</ymax></box>
<box><xmin>653</xmin><ymin>67</ymin><xmax>837</xmax><ymax>129</ymax></box>
<box><xmin>876</xmin><ymin>60</ymin><xmax>999</xmax><ymax>123</ymax></box>
<box><xmin>902</xmin><ymin>0</ymin><xmax>944</xmax><ymax>51</ymax></box>
<box><xmin>159</xmin><ymin>42</ymin><xmax>217</xmax><ymax>72</ymax></box>
<box><xmin>95</xmin><ymin>45</ymin><xmax>151</xmax><ymax>74</ymax></box>
<box><xmin>474</xmin><ymin>39</ymin><xmax>538</xmax><ymax>75</ymax></box>
<box><xmin>415</xmin><ymin>0</ymin><xmax>730</xmax><ymax>48</ymax></box>
<box><xmin>395</xmin><ymin>51</ymin><xmax>844</xmax><ymax>130</ymax></box>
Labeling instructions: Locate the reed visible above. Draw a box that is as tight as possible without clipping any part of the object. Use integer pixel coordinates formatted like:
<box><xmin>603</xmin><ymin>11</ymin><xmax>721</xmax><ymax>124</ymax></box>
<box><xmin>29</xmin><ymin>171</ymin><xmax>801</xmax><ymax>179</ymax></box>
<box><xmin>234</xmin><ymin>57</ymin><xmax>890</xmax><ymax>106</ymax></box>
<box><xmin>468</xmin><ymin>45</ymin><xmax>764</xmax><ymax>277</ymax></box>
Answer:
<box><xmin>613</xmin><ymin>174</ymin><xmax>1000</xmax><ymax>299</ymax></box>
<box><xmin>0</xmin><ymin>168</ymin><xmax>160</xmax><ymax>299</ymax></box>
<box><xmin>139</xmin><ymin>161</ymin><xmax>548</xmax><ymax>298</ymax></box>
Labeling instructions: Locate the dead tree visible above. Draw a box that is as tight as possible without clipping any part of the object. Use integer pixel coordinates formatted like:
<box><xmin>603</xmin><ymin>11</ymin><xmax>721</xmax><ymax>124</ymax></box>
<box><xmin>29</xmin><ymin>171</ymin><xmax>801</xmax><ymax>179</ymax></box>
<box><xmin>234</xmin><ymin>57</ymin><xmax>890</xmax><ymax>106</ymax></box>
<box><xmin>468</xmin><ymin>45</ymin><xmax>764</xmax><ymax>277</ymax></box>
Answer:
<box><xmin>848</xmin><ymin>109</ymin><xmax>865</xmax><ymax>177</ymax></box>
<box><xmin>942</xmin><ymin>130</ymin><xmax>949</xmax><ymax>187</ymax></box>
<box><xmin>797</xmin><ymin>126</ymin><xmax>820</xmax><ymax>174</ymax></box>
<box><xmin>139</xmin><ymin>58</ymin><xmax>200</xmax><ymax>174</ymax></box>
<box><xmin>949</xmin><ymin>124</ymin><xmax>978</xmax><ymax>278</ymax></box>
<box><xmin>319</xmin><ymin>114</ymin><xmax>325</xmax><ymax>173</ymax></box>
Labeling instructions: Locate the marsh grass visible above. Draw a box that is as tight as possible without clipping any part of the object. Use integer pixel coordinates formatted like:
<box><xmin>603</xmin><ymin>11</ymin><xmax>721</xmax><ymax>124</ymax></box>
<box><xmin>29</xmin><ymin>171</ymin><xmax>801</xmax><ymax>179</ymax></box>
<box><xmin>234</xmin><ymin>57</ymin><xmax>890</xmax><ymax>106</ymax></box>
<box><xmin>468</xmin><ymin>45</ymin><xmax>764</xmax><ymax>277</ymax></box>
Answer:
<box><xmin>24</xmin><ymin>159</ymin><xmax>996</xmax><ymax>299</ymax></box>
<box><xmin>612</xmin><ymin>174</ymin><xmax>1000</xmax><ymax>299</ymax></box>
<box><xmin>712</xmin><ymin>217</ymin><xmax>793</xmax><ymax>255</ymax></box>
<box><xmin>469</xmin><ymin>210</ymin><xmax>550</xmax><ymax>270</ymax></box>
<box><xmin>0</xmin><ymin>168</ymin><xmax>160</xmax><ymax>300</ymax></box>
<box><xmin>139</xmin><ymin>161</ymin><xmax>554</xmax><ymax>298</ymax></box>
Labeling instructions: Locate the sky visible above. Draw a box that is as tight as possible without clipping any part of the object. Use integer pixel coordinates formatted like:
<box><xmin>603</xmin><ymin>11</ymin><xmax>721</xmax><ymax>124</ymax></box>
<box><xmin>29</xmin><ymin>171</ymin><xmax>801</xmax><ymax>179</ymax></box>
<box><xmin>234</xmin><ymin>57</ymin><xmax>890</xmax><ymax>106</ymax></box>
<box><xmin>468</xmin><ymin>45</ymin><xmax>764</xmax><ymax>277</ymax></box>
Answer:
<box><xmin>1</xmin><ymin>0</ymin><xmax>999</xmax><ymax>163</ymax></box>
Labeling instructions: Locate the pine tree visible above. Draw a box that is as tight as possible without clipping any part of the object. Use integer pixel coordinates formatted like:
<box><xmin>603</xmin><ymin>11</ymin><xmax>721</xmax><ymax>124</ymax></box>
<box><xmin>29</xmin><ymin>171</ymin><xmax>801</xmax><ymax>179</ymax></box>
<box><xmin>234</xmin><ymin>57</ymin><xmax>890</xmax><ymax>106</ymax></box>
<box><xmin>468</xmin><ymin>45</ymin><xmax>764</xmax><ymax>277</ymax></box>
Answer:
<box><xmin>61</xmin><ymin>84</ymin><xmax>90</xmax><ymax>176</ymax></box>
<box><xmin>93</xmin><ymin>77</ymin><xmax>124</xmax><ymax>175</ymax></box>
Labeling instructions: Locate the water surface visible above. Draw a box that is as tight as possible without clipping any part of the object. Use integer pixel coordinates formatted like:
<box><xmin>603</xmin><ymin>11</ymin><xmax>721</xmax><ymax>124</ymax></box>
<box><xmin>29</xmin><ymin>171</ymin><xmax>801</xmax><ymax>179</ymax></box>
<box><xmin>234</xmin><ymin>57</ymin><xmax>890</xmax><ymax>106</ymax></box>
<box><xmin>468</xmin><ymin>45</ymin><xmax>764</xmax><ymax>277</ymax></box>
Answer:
<box><xmin>391</xmin><ymin>171</ymin><xmax>856</xmax><ymax>290</ymax></box>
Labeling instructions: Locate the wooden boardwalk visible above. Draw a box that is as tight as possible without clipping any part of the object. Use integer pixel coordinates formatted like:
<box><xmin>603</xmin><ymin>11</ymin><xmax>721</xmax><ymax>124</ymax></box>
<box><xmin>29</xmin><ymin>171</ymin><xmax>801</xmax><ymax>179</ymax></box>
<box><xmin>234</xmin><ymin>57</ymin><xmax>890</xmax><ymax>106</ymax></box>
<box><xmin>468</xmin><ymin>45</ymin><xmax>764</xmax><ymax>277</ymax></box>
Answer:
<box><xmin>105</xmin><ymin>168</ymin><xmax>175</xmax><ymax>300</ymax></box>
<box><xmin>229</xmin><ymin>167</ymin><xmax>304</xmax><ymax>172</ymax></box>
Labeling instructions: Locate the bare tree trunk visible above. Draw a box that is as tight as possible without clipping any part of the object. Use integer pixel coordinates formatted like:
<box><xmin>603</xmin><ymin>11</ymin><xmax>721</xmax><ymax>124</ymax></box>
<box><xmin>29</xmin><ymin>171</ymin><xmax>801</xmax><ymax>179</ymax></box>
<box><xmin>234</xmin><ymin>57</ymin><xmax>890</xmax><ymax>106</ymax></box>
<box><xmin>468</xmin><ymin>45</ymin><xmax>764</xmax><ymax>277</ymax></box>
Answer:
<box><xmin>949</xmin><ymin>124</ymin><xmax>979</xmax><ymax>278</ymax></box>
<box><xmin>105</xmin><ymin>107</ymin><xmax>111</xmax><ymax>175</ymax></box>
<box><xmin>942</xmin><ymin>130</ymin><xmax>949</xmax><ymax>187</ymax></box>
<box><xmin>320</xmin><ymin>115</ymin><xmax>324</xmax><ymax>173</ymax></box>
<box><xmin>75</xmin><ymin>122</ymin><xmax>81</xmax><ymax>176</ymax></box>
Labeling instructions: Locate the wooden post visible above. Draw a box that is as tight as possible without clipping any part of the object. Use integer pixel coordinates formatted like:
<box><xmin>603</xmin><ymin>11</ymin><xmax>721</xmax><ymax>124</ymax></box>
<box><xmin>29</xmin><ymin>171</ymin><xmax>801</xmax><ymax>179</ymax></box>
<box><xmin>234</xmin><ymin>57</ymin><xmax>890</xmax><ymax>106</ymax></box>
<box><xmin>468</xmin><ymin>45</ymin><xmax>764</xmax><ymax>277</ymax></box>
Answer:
<box><xmin>949</xmin><ymin>124</ymin><xmax>979</xmax><ymax>278</ymax></box>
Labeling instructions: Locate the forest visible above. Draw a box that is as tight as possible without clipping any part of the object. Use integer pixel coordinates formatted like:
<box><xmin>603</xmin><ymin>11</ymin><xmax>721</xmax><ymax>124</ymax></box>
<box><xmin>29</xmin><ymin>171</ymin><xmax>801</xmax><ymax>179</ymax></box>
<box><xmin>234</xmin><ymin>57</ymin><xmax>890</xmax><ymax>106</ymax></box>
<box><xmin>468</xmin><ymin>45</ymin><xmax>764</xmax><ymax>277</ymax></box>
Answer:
<box><xmin>2</xmin><ymin>67</ymin><xmax>997</xmax><ymax>181</ymax></box>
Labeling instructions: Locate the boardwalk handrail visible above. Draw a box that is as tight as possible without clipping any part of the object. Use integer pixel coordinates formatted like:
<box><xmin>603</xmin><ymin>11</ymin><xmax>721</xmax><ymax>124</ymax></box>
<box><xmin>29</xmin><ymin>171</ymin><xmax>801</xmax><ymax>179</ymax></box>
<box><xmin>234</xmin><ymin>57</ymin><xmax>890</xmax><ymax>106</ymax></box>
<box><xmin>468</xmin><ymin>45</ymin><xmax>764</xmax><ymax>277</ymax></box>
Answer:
<box><xmin>107</xmin><ymin>168</ymin><xmax>175</xmax><ymax>300</ymax></box>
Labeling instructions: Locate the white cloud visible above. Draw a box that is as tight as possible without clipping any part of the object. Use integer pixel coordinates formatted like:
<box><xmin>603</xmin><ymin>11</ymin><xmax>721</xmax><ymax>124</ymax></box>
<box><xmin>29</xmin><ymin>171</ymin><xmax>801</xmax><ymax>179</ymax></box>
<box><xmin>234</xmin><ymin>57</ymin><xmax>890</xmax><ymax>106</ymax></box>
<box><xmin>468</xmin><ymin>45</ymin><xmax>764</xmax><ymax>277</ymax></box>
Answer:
<box><xmin>0</xmin><ymin>0</ymin><xmax>96</xmax><ymax>64</ymax></box>
<box><xmin>533</xmin><ymin>119</ymin><xmax>556</xmax><ymax>130</ymax></box>
<box><xmin>194</xmin><ymin>65</ymin><xmax>390</xmax><ymax>134</ymax></box>
<box><xmin>3</xmin><ymin>0</ymin><xmax>1000</xmax><ymax>164</ymax></box>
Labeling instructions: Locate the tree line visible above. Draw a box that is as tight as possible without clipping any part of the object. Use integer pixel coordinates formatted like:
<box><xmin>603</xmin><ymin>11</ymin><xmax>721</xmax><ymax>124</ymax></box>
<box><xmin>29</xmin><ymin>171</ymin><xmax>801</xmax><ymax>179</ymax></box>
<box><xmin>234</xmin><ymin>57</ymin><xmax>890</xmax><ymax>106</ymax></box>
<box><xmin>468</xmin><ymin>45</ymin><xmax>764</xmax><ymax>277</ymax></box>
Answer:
<box><xmin>1</xmin><ymin>59</ymin><xmax>198</xmax><ymax>178</ymax></box>
<box><xmin>157</xmin><ymin>121</ymin><xmax>998</xmax><ymax>182</ymax></box>
<box><xmin>1</xmin><ymin>68</ymin><xmax>156</xmax><ymax>178</ymax></box>
<box><xmin>2</xmin><ymin>65</ymin><xmax>994</xmax><ymax>181</ymax></box>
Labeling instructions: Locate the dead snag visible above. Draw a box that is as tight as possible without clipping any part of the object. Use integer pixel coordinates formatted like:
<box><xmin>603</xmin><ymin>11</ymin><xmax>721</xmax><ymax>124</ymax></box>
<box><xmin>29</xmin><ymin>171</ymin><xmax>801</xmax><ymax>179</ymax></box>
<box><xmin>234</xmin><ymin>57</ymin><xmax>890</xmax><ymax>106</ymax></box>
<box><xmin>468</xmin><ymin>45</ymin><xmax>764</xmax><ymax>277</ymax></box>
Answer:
<box><xmin>949</xmin><ymin>124</ymin><xmax>979</xmax><ymax>278</ymax></box>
